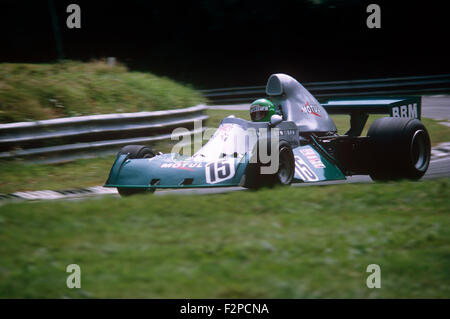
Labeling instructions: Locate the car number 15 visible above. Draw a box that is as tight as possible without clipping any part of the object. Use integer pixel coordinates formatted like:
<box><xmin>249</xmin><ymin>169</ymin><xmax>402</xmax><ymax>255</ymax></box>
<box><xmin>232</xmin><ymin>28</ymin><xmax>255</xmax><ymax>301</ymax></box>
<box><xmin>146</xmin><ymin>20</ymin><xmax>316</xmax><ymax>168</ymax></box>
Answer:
<box><xmin>294</xmin><ymin>156</ymin><xmax>319</xmax><ymax>182</ymax></box>
<box><xmin>205</xmin><ymin>159</ymin><xmax>235</xmax><ymax>184</ymax></box>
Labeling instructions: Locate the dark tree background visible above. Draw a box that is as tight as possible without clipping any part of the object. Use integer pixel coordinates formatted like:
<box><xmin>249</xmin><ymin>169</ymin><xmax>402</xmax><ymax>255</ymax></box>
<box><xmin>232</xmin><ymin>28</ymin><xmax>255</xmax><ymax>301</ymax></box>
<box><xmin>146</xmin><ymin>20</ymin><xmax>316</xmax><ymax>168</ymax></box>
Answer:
<box><xmin>1</xmin><ymin>0</ymin><xmax>449</xmax><ymax>88</ymax></box>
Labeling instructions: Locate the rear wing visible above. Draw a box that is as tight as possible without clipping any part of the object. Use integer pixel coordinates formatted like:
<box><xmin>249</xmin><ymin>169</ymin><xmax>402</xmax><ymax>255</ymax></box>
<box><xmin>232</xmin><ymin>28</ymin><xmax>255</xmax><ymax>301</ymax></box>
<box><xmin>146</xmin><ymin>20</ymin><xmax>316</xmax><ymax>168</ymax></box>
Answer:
<box><xmin>321</xmin><ymin>96</ymin><xmax>421</xmax><ymax>136</ymax></box>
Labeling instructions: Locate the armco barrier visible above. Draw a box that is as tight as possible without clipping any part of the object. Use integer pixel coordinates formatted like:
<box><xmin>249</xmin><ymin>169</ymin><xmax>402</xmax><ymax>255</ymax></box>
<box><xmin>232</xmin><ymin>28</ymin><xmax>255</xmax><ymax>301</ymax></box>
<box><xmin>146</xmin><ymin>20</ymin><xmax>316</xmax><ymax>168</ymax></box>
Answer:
<box><xmin>0</xmin><ymin>104</ymin><xmax>208</xmax><ymax>163</ymax></box>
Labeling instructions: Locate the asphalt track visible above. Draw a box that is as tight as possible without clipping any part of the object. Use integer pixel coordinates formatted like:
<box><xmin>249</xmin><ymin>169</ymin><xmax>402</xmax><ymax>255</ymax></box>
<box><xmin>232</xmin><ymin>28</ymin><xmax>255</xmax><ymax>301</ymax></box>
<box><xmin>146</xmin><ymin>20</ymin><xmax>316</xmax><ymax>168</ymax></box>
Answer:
<box><xmin>1</xmin><ymin>96</ymin><xmax>449</xmax><ymax>202</ymax></box>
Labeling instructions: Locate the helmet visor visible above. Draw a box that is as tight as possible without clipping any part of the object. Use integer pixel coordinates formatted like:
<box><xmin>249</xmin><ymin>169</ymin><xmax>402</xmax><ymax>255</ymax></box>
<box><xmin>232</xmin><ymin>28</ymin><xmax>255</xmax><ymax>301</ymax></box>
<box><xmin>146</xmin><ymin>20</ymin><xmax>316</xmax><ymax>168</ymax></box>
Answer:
<box><xmin>250</xmin><ymin>104</ymin><xmax>269</xmax><ymax>121</ymax></box>
<box><xmin>251</xmin><ymin>110</ymin><xmax>267</xmax><ymax>121</ymax></box>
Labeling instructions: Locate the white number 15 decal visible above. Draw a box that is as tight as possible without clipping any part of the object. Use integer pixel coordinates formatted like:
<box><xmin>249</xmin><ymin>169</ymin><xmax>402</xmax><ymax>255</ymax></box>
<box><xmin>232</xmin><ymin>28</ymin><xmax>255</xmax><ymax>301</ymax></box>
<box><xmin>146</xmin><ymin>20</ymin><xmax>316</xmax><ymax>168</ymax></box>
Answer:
<box><xmin>294</xmin><ymin>156</ymin><xmax>319</xmax><ymax>182</ymax></box>
<box><xmin>205</xmin><ymin>159</ymin><xmax>235</xmax><ymax>184</ymax></box>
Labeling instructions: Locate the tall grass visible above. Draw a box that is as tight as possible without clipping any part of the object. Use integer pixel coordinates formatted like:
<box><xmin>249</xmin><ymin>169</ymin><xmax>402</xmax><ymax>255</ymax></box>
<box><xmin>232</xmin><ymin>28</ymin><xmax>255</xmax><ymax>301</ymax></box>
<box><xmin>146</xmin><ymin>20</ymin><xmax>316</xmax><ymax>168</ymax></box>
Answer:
<box><xmin>0</xmin><ymin>60</ymin><xmax>206</xmax><ymax>123</ymax></box>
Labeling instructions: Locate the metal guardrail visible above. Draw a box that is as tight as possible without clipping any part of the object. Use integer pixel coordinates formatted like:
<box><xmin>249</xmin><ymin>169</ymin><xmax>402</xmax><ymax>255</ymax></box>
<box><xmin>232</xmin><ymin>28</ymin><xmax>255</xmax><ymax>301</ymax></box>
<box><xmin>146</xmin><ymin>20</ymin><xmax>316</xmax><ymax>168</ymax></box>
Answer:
<box><xmin>201</xmin><ymin>74</ymin><xmax>450</xmax><ymax>104</ymax></box>
<box><xmin>0</xmin><ymin>104</ymin><xmax>208</xmax><ymax>163</ymax></box>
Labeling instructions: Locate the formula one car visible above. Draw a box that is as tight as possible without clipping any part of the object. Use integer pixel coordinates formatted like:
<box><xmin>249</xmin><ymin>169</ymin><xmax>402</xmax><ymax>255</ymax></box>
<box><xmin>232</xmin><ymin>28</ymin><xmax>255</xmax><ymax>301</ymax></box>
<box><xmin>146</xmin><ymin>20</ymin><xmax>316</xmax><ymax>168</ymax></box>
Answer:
<box><xmin>104</xmin><ymin>73</ymin><xmax>431</xmax><ymax>196</ymax></box>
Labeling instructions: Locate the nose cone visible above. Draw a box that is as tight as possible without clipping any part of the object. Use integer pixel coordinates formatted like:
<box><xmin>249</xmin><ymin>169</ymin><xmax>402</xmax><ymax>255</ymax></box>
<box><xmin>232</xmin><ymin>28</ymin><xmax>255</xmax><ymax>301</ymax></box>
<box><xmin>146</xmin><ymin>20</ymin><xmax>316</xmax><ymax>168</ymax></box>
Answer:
<box><xmin>105</xmin><ymin>154</ymin><xmax>248</xmax><ymax>189</ymax></box>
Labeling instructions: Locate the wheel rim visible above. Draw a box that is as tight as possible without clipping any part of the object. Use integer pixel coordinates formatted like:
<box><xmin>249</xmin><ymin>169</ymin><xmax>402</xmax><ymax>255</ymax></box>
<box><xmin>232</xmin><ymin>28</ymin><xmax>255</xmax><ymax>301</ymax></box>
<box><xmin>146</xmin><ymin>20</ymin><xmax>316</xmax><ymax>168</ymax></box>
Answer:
<box><xmin>277</xmin><ymin>147</ymin><xmax>293</xmax><ymax>184</ymax></box>
<box><xmin>410</xmin><ymin>130</ymin><xmax>429</xmax><ymax>171</ymax></box>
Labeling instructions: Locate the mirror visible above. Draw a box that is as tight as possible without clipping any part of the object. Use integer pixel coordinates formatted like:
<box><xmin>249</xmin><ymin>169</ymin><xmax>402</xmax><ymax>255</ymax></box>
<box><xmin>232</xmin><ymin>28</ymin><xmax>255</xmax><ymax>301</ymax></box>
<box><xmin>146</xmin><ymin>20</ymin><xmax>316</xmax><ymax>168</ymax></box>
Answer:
<box><xmin>270</xmin><ymin>114</ymin><xmax>283</xmax><ymax>126</ymax></box>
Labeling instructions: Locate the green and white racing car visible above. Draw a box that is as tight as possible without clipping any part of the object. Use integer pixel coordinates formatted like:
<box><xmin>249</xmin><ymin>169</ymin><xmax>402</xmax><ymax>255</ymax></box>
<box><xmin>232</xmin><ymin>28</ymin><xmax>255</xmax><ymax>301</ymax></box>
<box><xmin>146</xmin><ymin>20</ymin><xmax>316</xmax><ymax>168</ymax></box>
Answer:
<box><xmin>104</xmin><ymin>73</ymin><xmax>431</xmax><ymax>196</ymax></box>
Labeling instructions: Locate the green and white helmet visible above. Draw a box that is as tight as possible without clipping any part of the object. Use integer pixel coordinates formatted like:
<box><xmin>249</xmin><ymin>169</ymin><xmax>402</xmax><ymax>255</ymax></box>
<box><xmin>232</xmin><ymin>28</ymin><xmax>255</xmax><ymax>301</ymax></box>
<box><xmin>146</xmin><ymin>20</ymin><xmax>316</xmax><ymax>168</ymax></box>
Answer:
<box><xmin>250</xmin><ymin>98</ymin><xmax>276</xmax><ymax>122</ymax></box>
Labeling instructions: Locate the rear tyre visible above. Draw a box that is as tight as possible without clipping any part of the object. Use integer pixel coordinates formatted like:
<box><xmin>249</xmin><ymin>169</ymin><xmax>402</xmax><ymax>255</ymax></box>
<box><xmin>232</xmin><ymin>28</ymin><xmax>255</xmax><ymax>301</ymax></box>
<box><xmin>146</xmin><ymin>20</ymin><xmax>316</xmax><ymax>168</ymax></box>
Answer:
<box><xmin>367</xmin><ymin>117</ymin><xmax>431</xmax><ymax>181</ymax></box>
<box><xmin>116</xmin><ymin>145</ymin><xmax>156</xmax><ymax>196</ymax></box>
<box><xmin>244</xmin><ymin>141</ymin><xmax>295</xmax><ymax>189</ymax></box>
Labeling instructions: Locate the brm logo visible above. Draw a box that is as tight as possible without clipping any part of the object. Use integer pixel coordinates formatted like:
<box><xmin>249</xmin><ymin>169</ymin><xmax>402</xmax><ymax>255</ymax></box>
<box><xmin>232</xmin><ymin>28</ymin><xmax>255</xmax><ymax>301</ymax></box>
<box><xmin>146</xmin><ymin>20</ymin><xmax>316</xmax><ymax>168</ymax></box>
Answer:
<box><xmin>391</xmin><ymin>104</ymin><xmax>418</xmax><ymax>118</ymax></box>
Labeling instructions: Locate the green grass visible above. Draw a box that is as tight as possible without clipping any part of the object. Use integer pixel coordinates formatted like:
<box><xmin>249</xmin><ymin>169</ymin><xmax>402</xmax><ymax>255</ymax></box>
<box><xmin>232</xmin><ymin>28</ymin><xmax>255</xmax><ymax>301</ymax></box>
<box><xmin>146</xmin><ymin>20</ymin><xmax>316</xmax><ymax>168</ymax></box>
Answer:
<box><xmin>0</xmin><ymin>60</ymin><xmax>206</xmax><ymax>123</ymax></box>
<box><xmin>0</xmin><ymin>140</ymin><xmax>178</xmax><ymax>194</ymax></box>
<box><xmin>0</xmin><ymin>178</ymin><xmax>449</xmax><ymax>298</ymax></box>
<box><xmin>0</xmin><ymin>109</ymin><xmax>449</xmax><ymax>194</ymax></box>
<box><xmin>0</xmin><ymin>156</ymin><xmax>116</xmax><ymax>194</ymax></box>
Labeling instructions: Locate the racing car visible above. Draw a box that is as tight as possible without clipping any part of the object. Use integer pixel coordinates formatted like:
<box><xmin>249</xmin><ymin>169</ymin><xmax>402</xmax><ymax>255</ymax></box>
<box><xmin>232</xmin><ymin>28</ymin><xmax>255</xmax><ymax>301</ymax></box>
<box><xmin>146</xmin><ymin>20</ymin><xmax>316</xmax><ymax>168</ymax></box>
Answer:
<box><xmin>104</xmin><ymin>73</ymin><xmax>431</xmax><ymax>196</ymax></box>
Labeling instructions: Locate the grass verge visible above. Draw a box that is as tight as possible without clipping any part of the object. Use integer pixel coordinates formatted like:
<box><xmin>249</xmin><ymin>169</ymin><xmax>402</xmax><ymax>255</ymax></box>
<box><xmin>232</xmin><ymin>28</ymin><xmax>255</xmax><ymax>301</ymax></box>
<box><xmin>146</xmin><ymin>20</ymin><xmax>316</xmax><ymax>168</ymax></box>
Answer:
<box><xmin>0</xmin><ymin>178</ymin><xmax>449</xmax><ymax>298</ymax></box>
<box><xmin>0</xmin><ymin>60</ymin><xmax>206</xmax><ymax>123</ymax></box>
<box><xmin>0</xmin><ymin>140</ymin><xmax>178</xmax><ymax>194</ymax></box>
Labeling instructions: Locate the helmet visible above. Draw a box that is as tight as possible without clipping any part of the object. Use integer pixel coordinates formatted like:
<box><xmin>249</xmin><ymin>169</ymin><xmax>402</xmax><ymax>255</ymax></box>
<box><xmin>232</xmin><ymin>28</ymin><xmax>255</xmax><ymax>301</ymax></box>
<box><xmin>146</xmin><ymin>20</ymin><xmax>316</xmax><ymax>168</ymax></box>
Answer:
<box><xmin>250</xmin><ymin>98</ymin><xmax>276</xmax><ymax>122</ymax></box>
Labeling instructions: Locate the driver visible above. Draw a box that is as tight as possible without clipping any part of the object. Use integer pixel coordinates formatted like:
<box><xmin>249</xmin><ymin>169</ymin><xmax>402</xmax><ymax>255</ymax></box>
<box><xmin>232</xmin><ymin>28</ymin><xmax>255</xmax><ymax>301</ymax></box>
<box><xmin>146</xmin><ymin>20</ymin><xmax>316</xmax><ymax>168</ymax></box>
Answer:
<box><xmin>250</xmin><ymin>98</ymin><xmax>278</xmax><ymax>122</ymax></box>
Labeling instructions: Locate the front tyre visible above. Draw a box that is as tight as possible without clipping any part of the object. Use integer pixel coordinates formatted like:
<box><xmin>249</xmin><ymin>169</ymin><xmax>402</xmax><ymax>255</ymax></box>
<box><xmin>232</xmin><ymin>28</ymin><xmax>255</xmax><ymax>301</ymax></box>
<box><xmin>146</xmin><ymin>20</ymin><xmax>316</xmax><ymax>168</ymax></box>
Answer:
<box><xmin>116</xmin><ymin>145</ymin><xmax>156</xmax><ymax>197</ymax></box>
<box><xmin>367</xmin><ymin>117</ymin><xmax>431</xmax><ymax>181</ymax></box>
<box><xmin>118</xmin><ymin>145</ymin><xmax>155</xmax><ymax>159</ymax></box>
<box><xmin>276</xmin><ymin>142</ymin><xmax>295</xmax><ymax>185</ymax></box>
<box><xmin>244</xmin><ymin>141</ymin><xmax>295</xmax><ymax>189</ymax></box>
